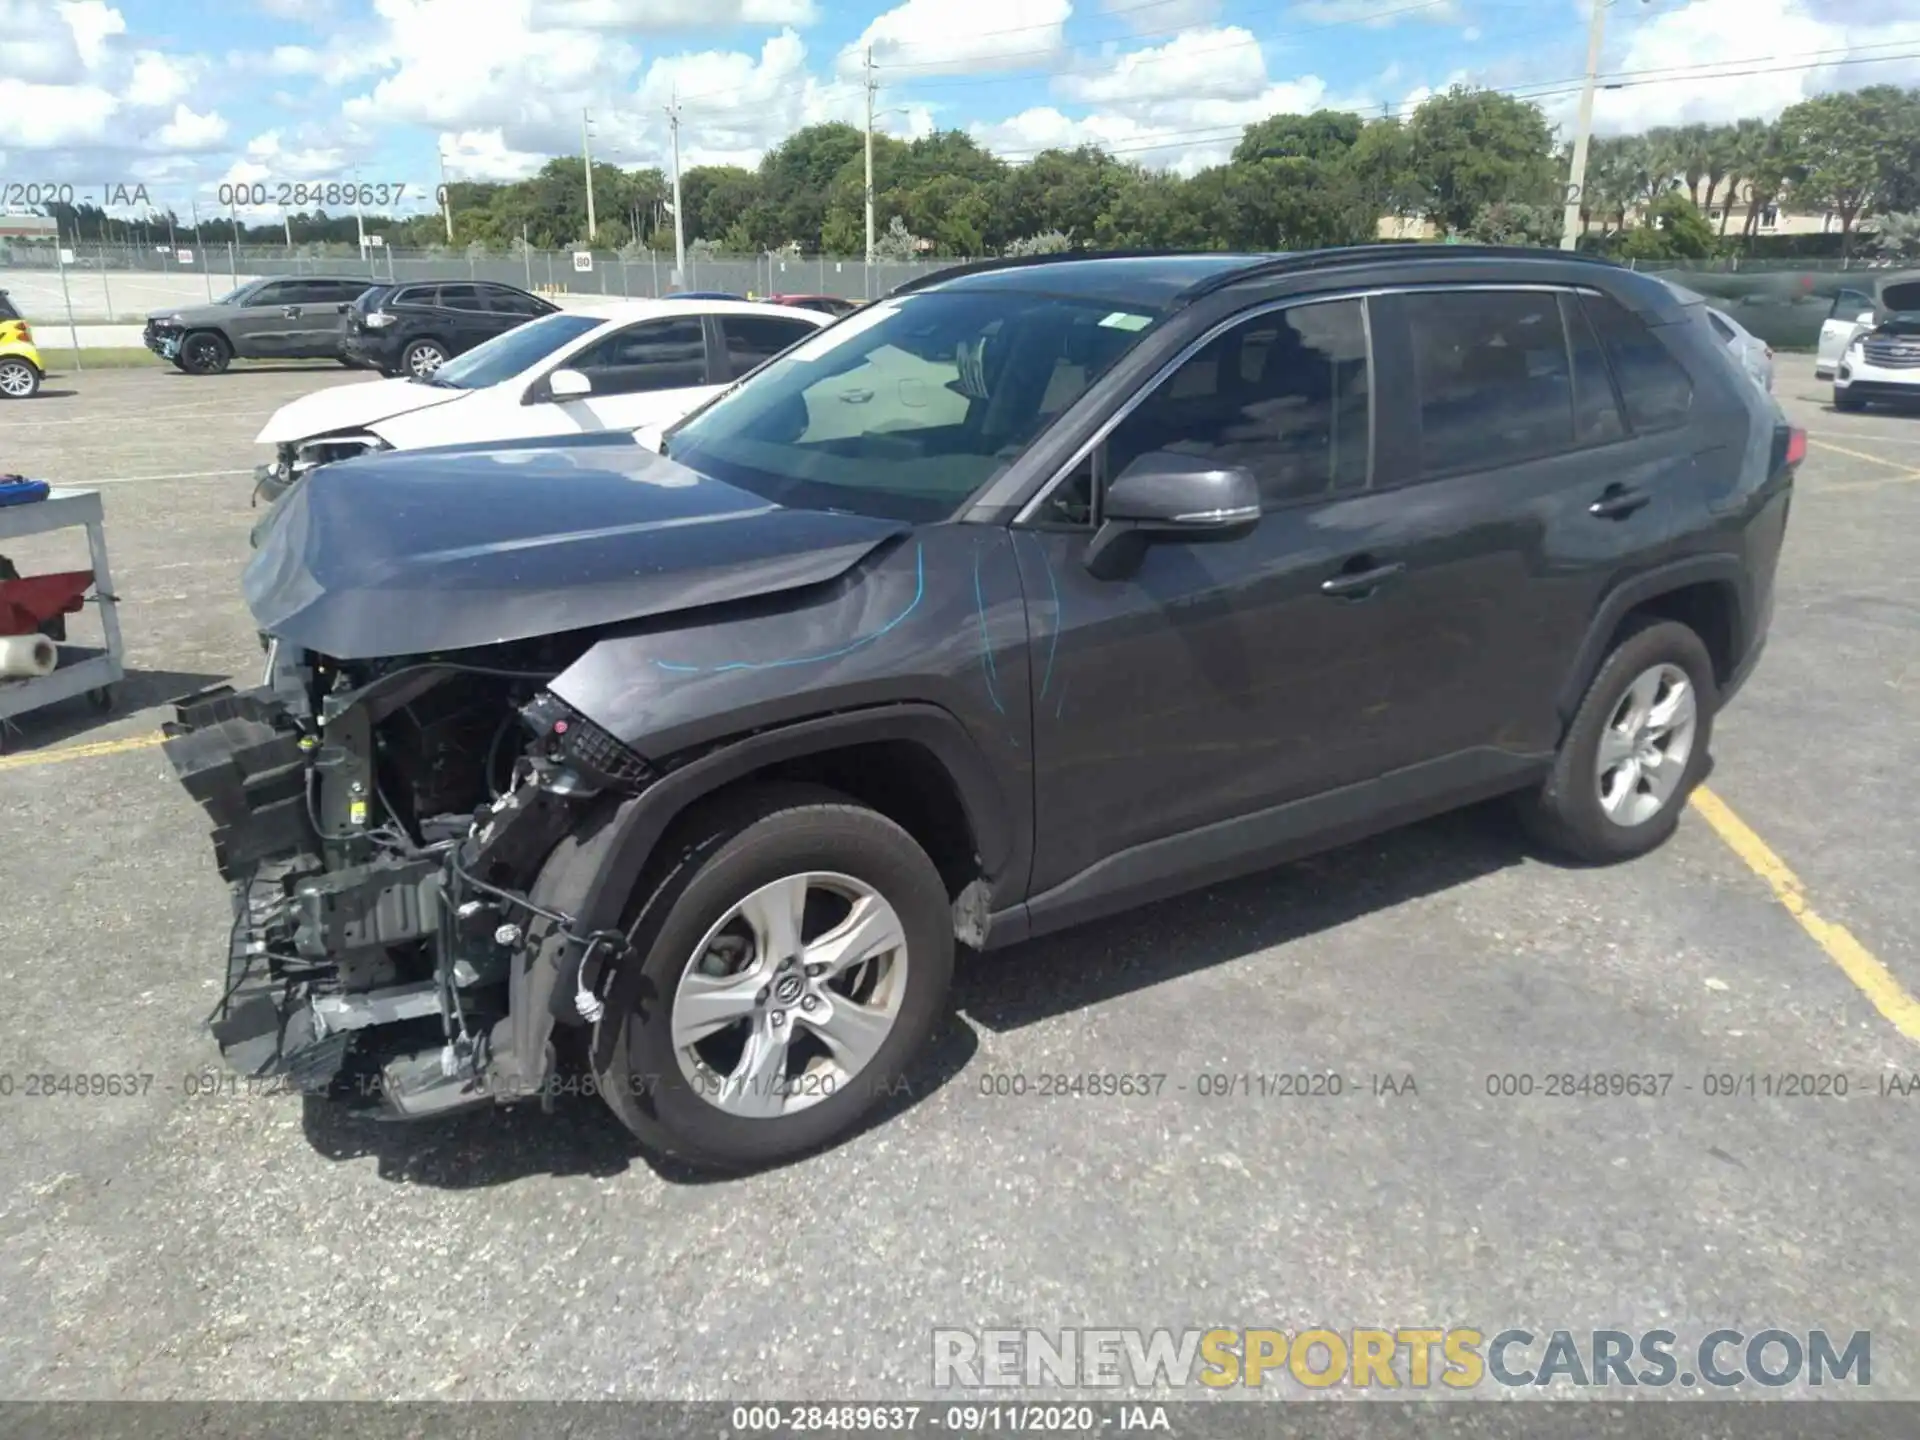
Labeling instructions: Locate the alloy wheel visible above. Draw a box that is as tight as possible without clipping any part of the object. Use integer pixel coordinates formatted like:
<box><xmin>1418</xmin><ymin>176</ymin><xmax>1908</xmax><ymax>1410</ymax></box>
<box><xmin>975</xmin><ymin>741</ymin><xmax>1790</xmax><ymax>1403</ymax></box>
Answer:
<box><xmin>0</xmin><ymin>360</ymin><xmax>35</xmax><ymax>397</ymax></box>
<box><xmin>1595</xmin><ymin>662</ymin><xmax>1697</xmax><ymax>827</ymax></box>
<box><xmin>670</xmin><ymin>871</ymin><xmax>910</xmax><ymax>1118</ymax></box>
<box><xmin>408</xmin><ymin>344</ymin><xmax>446</xmax><ymax>376</ymax></box>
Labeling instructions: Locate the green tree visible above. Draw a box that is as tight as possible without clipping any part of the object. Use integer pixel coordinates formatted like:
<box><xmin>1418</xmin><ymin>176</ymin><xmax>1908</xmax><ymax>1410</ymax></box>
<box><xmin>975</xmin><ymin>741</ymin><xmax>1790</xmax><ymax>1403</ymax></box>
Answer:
<box><xmin>756</xmin><ymin>122</ymin><xmax>865</xmax><ymax>249</ymax></box>
<box><xmin>1467</xmin><ymin>200</ymin><xmax>1561</xmax><ymax>247</ymax></box>
<box><xmin>1404</xmin><ymin>87</ymin><xmax>1558</xmax><ymax>235</ymax></box>
<box><xmin>1232</xmin><ymin>109</ymin><xmax>1365</xmax><ymax>165</ymax></box>
<box><xmin>1618</xmin><ymin>192</ymin><xmax>1717</xmax><ymax>261</ymax></box>
<box><xmin>679</xmin><ymin>165</ymin><xmax>760</xmax><ymax>245</ymax></box>
<box><xmin>1777</xmin><ymin>90</ymin><xmax>1885</xmax><ymax>257</ymax></box>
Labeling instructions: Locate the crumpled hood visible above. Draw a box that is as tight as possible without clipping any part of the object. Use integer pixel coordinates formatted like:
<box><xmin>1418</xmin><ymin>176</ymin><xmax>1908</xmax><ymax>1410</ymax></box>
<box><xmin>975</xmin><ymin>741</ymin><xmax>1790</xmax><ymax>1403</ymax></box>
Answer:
<box><xmin>243</xmin><ymin>439</ymin><xmax>909</xmax><ymax>660</ymax></box>
<box><xmin>255</xmin><ymin>376</ymin><xmax>468</xmax><ymax>445</ymax></box>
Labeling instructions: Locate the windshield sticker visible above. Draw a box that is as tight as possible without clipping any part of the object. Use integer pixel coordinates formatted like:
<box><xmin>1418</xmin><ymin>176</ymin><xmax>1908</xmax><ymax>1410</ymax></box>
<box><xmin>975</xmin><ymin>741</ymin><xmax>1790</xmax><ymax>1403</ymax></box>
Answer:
<box><xmin>1099</xmin><ymin>311</ymin><xmax>1152</xmax><ymax>331</ymax></box>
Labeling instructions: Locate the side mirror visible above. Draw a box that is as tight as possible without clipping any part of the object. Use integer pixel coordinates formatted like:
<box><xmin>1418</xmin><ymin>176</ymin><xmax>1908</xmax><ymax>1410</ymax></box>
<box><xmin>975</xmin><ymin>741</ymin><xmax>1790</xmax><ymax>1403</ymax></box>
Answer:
<box><xmin>548</xmin><ymin>368</ymin><xmax>592</xmax><ymax>399</ymax></box>
<box><xmin>1084</xmin><ymin>451</ymin><xmax>1261</xmax><ymax>580</ymax></box>
<box><xmin>1857</xmin><ymin>311</ymin><xmax>1877</xmax><ymax>326</ymax></box>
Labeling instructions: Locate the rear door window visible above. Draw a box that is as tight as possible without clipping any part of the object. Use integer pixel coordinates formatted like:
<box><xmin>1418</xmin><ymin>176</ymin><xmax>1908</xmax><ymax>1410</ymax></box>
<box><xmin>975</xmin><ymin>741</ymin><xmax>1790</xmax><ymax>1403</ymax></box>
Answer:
<box><xmin>1405</xmin><ymin>289</ymin><xmax>1574</xmax><ymax>475</ymax></box>
<box><xmin>436</xmin><ymin>284</ymin><xmax>487</xmax><ymax>312</ymax></box>
<box><xmin>0</xmin><ymin>293</ymin><xmax>20</xmax><ymax>322</ymax></box>
<box><xmin>486</xmin><ymin>287</ymin><xmax>547</xmax><ymax>316</ymax></box>
<box><xmin>1580</xmin><ymin>292</ymin><xmax>1694</xmax><ymax>434</ymax></box>
<box><xmin>1561</xmin><ymin>293</ymin><xmax>1627</xmax><ymax>448</ymax></box>
<box><xmin>720</xmin><ymin>315</ymin><xmax>820</xmax><ymax>377</ymax></box>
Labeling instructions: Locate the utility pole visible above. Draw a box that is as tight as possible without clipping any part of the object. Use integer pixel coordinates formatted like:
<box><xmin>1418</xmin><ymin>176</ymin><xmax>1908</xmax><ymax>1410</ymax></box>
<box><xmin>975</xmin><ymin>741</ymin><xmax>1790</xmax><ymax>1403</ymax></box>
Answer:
<box><xmin>864</xmin><ymin>46</ymin><xmax>877</xmax><ymax>293</ymax></box>
<box><xmin>666</xmin><ymin>90</ymin><xmax>687</xmax><ymax>287</ymax></box>
<box><xmin>353</xmin><ymin>167</ymin><xmax>367</xmax><ymax>254</ymax></box>
<box><xmin>283</xmin><ymin>212</ymin><xmax>293</xmax><ymax>248</ymax></box>
<box><xmin>582</xmin><ymin>108</ymin><xmax>598</xmax><ymax>242</ymax></box>
<box><xmin>1559</xmin><ymin>0</ymin><xmax>1610</xmax><ymax>252</ymax></box>
<box><xmin>438</xmin><ymin>140</ymin><xmax>455</xmax><ymax>243</ymax></box>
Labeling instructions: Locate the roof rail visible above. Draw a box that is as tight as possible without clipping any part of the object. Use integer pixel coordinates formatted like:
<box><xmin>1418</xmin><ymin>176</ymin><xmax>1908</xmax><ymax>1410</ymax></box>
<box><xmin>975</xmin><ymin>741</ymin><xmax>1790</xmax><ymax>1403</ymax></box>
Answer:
<box><xmin>1173</xmin><ymin>242</ymin><xmax>1628</xmax><ymax>302</ymax></box>
<box><xmin>885</xmin><ymin>249</ymin><xmax>1263</xmax><ymax>298</ymax></box>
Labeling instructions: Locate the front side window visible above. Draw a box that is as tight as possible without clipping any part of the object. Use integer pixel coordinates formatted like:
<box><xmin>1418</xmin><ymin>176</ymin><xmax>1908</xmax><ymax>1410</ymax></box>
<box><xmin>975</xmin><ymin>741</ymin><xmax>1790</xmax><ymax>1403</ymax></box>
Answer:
<box><xmin>1105</xmin><ymin>298</ymin><xmax>1371</xmax><ymax>507</ymax></box>
<box><xmin>567</xmin><ymin>317</ymin><xmax>708</xmax><ymax>395</ymax></box>
<box><xmin>1581</xmin><ymin>292</ymin><xmax>1693</xmax><ymax>434</ymax></box>
<box><xmin>248</xmin><ymin>281</ymin><xmax>292</xmax><ymax>308</ymax></box>
<box><xmin>1407</xmin><ymin>289</ymin><xmax>1574</xmax><ymax>476</ymax></box>
<box><xmin>425</xmin><ymin>312</ymin><xmax>602</xmax><ymax>389</ymax></box>
<box><xmin>665</xmin><ymin>289</ymin><xmax>1164</xmax><ymax>523</ymax></box>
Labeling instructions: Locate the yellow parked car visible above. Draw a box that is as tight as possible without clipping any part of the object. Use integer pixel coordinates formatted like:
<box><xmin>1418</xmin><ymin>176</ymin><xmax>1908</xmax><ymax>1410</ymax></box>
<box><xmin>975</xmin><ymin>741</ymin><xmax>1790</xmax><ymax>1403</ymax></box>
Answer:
<box><xmin>0</xmin><ymin>290</ymin><xmax>46</xmax><ymax>399</ymax></box>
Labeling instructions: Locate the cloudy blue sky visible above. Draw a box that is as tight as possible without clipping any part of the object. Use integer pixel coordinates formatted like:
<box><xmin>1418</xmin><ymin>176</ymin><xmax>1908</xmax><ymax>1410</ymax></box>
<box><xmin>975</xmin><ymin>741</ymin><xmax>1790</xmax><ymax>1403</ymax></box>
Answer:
<box><xmin>4</xmin><ymin>0</ymin><xmax>1918</xmax><ymax>219</ymax></box>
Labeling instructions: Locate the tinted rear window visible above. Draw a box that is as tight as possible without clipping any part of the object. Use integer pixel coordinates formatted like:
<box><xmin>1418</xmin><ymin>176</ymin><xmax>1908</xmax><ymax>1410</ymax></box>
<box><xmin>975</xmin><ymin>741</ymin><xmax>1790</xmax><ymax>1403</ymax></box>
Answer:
<box><xmin>1405</xmin><ymin>289</ymin><xmax>1574</xmax><ymax>476</ymax></box>
<box><xmin>1581</xmin><ymin>293</ymin><xmax>1694</xmax><ymax>433</ymax></box>
<box><xmin>721</xmin><ymin>314</ymin><xmax>819</xmax><ymax>375</ymax></box>
<box><xmin>0</xmin><ymin>293</ymin><xmax>18</xmax><ymax>322</ymax></box>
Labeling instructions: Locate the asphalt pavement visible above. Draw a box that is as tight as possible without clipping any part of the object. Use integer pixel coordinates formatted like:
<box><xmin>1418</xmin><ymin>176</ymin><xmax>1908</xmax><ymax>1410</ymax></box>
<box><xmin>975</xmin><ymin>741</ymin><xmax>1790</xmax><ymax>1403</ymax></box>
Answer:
<box><xmin>0</xmin><ymin>357</ymin><xmax>1914</xmax><ymax>1401</ymax></box>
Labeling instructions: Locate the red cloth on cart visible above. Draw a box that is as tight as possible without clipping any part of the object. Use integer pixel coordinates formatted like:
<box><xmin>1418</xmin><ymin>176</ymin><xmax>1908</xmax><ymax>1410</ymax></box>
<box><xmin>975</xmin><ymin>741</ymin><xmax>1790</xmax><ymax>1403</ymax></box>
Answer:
<box><xmin>0</xmin><ymin>571</ymin><xmax>95</xmax><ymax>636</ymax></box>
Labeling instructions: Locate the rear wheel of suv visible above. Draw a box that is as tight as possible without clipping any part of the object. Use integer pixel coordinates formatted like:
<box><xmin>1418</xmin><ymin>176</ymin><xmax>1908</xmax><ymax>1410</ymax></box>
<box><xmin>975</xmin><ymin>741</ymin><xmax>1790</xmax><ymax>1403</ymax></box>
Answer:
<box><xmin>0</xmin><ymin>357</ymin><xmax>39</xmax><ymax>399</ymax></box>
<box><xmin>1520</xmin><ymin>618</ymin><xmax>1717</xmax><ymax>864</ymax></box>
<box><xmin>592</xmin><ymin>783</ymin><xmax>954</xmax><ymax>1170</ymax></box>
<box><xmin>401</xmin><ymin>338</ymin><xmax>448</xmax><ymax>377</ymax></box>
<box><xmin>178</xmin><ymin>330</ymin><xmax>231</xmax><ymax>375</ymax></box>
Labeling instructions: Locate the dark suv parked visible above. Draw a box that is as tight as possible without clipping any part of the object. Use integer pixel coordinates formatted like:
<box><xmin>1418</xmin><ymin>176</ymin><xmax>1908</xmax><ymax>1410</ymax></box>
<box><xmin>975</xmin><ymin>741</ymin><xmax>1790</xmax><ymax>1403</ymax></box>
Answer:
<box><xmin>143</xmin><ymin>277</ymin><xmax>374</xmax><ymax>373</ymax></box>
<box><xmin>342</xmin><ymin>280</ymin><xmax>559</xmax><ymax>376</ymax></box>
<box><xmin>163</xmin><ymin>247</ymin><xmax>1799</xmax><ymax>1169</ymax></box>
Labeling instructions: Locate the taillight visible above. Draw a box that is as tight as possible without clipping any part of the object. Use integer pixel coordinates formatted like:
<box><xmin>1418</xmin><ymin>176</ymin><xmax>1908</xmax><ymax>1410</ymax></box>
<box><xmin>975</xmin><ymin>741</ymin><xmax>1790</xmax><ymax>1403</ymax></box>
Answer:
<box><xmin>1785</xmin><ymin>427</ymin><xmax>1807</xmax><ymax>469</ymax></box>
<box><xmin>17</xmin><ymin>322</ymin><xmax>30</xmax><ymax>341</ymax></box>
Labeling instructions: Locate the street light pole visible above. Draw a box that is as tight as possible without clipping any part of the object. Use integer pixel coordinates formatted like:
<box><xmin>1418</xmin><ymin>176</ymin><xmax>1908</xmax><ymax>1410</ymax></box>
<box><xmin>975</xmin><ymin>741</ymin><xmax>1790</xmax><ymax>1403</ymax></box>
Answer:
<box><xmin>667</xmin><ymin>90</ymin><xmax>687</xmax><ymax>287</ymax></box>
<box><xmin>438</xmin><ymin>140</ymin><xmax>455</xmax><ymax>243</ymax></box>
<box><xmin>864</xmin><ymin>46</ymin><xmax>876</xmax><ymax>295</ymax></box>
<box><xmin>582</xmin><ymin>108</ymin><xmax>598</xmax><ymax>242</ymax></box>
<box><xmin>1559</xmin><ymin>0</ymin><xmax>1610</xmax><ymax>252</ymax></box>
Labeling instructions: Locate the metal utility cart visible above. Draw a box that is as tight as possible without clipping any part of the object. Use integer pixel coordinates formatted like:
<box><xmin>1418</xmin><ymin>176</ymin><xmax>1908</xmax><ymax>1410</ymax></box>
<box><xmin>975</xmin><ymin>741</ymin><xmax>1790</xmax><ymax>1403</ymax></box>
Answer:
<box><xmin>0</xmin><ymin>487</ymin><xmax>124</xmax><ymax>729</ymax></box>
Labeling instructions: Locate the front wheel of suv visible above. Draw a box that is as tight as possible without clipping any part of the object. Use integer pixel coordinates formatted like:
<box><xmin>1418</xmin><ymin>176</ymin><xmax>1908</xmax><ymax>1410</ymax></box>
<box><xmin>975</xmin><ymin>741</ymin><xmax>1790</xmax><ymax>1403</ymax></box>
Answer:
<box><xmin>592</xmin><ymin>784</ymin><xmax>954</xmax><ymax>1171</ymax></box>
<box><xmin>178</xmin><ymin>330</ymin><xmax>232</xmax><ymax>375</ymax></box>
<box><xmin>1520</xmin><ymin>618</ymin><xmax>1717</xmax><ymax>864</ymax></box>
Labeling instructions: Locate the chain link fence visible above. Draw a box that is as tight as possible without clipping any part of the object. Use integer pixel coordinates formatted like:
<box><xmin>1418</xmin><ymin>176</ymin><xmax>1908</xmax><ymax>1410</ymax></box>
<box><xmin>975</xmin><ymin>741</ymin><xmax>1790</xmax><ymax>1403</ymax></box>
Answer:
<box><xmin>0</xmin><ymin>241</ymin><xmax>967</xmax><ymax>323</ymax></box>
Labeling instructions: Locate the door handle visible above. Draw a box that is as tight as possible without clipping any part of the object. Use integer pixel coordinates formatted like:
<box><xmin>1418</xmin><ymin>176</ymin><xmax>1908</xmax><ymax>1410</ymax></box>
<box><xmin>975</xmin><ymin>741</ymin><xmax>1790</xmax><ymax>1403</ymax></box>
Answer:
<box><xmin>282</xmin><ymin>306</ymin><xmax>302</xmax><ymax>318</ymax></box>
<box><xmin>1589</xmin><ymin>484</ymin><xmax>1651</xmax><ymax>519</ymax></box>
<box><xmin>1320</xmin><ymin>559</ymin><xmax>1405</xmax><ymax>599</ymax></box>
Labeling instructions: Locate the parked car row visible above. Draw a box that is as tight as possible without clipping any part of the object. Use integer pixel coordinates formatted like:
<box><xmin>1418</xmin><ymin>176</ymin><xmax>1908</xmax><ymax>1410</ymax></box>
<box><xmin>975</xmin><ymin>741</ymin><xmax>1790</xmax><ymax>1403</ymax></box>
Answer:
<box><xmin>141</xmin><ymin>276</ymin><xmax>861</xmax><ymax>377</ymax></box>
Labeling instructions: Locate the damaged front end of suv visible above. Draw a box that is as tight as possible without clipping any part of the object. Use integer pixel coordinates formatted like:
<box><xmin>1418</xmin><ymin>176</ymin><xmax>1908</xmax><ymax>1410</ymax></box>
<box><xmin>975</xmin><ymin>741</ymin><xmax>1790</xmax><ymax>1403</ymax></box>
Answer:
<box><xmin>160</xmin><ymin>438</ymin><xmax>981</xmax><ymax>1141</ymax></box>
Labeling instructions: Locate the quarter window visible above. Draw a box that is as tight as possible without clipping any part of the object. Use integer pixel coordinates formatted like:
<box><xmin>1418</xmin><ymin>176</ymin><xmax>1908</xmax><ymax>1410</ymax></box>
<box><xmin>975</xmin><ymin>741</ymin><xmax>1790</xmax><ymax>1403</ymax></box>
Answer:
<box><xmin>1406</xmin><ymin>289</ymin><xmax>1573</xmax><ymax>476</ymax></box>
<box><xmin>487</xmin><ymin>288</ymin><xmax>547</xmax><ymax>316</ymax></box>
<box><xmin>1581</xmin><ymin>292</ymin><xmax>1693</xmax><ymax>433</ymax></box>
<box><xmin>1104</xmin><ymin>298</ymin><xmax>1371</xmax><ymax>507</ymax></box>
<box><xmin>566</xmin><ymin>317</ymin><xmax>708</xmax><ymax>395</ymax></box>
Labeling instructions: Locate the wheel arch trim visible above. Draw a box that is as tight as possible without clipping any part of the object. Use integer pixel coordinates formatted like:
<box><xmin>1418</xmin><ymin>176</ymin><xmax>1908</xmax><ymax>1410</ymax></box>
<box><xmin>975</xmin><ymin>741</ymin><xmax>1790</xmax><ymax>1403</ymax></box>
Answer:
<box><xmin>1555</xmin><ymin>554</ymin><xmax>1749</xmax><ymax>726</ymax></box>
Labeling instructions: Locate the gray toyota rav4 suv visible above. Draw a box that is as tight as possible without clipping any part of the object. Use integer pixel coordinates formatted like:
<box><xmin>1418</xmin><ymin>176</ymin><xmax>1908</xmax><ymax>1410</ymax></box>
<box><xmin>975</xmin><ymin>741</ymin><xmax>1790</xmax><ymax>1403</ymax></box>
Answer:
<box><xmin>164</xmin><ymin>246</ymin><xmax>1801</xmax><ymax>1168</ymax></box>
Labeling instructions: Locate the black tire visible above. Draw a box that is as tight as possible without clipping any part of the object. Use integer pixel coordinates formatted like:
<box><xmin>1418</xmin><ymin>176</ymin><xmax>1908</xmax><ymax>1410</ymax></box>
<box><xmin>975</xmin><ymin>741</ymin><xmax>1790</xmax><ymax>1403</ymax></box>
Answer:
<box><xmin>400</xmin><ymin>338</ymin><xmax>448</xmax><ymax>378</ymax></box>
<box><xmin>179</xmin><ymin>330</ymin><xmax>231</xmax><ymax>375</ymax></box>
<box><xmin>592</xmin><ymin>782</ymin><xmax>954</xmax><ymax>1170</ymax></box>
<box><xmin>1519</xmin><ymin>617</ymin><xmax>1717</xmax><ymax>864</ymax></box>
<box><xmin>0</xmin><ymin>356</ymin><xmax>39</xmax><ymax>399</ymax></box>
<box><xmin>1833</xmin><ymin>389</ymin><xmax>1864</xmax><ymax>412</ymax></box>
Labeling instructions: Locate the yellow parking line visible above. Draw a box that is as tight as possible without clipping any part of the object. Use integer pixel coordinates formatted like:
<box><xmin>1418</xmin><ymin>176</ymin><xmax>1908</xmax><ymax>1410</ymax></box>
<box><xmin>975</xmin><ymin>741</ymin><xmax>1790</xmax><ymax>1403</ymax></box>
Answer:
<box><xmin>1690</xmin><ymin>785</ymin><xmax>1920</xmax><ymax>1044</ymax></box>
<box><xmin>1806</xmin><ymin>437</ymin><xmax>1920</xmax><ymax>478</ymax></box>
<box><xmin>0</xmin><ymin>731</ymin><xmax>167</xmax><ymax>771</ymax></box>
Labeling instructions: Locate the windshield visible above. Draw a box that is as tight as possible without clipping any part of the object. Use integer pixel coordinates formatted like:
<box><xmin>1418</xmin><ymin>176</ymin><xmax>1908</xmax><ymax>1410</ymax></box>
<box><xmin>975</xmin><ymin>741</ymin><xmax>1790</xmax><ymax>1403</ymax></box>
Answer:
<box><xmin>422</xmin><ymin>312</ymin><xmax>602</xmax><ymax>389</ymax></box>
<box><xmin>665</xmin><ymin>289</ymin><xmax>1162</xmax><ymax>522</ymax></box>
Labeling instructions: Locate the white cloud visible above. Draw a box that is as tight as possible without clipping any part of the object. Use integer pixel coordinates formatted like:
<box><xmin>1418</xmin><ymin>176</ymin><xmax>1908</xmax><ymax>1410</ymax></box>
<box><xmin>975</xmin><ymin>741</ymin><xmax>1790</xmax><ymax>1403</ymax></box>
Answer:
<box><xmin>841</xmin><ymin>0</ymin><xmax>1072</xmax><ymax>78</ymax></box>
<box><xmin>532</xmin><ymin>0</ymin><xmax>817</xmax><ymax>26</ymax></box>
<box><xmin>973</xmin><ymin>23</ymin><xmax>1344</xmax><ymax>175</ymax></box>
<box><xmin>1288</xmin><ymin>0</ymin><xmax>1460</xmax><ymax>27</ymax></box>
<box><xmin>4</xmin><ymin>83</ymin><xmax>120</xmax><ymax>148</ymax></box>
<box><xmin>0</xmin><ymin>0</ymin><xmax>88</xmax><ymax>83</ymax></box>
<box><xmin>1569</xmin><ymin>0</ymin><xmax>1920</xmax><ymax>134</ymax></box>
<box><xmin>441</xmin><ymin>127</ymin><xmax>551</xmax><ymax>181</ymax></box>
<box><xmin>128</xmin><ymin>50</ymin><xmax>198</xmax><ymax>107</ymax></box>
<box><xmin>56</xmin><ymin>0</ymin><xmax>126</xmax><ymax>68</ymax></box>
<box><xmin>1056</xmin><ymin>26</ymin><xmax>1269</xmax><ymax>105</ymax></box>
<box><xmin>155</xmin><ymin>104</ymin><xmax>230</xmax><ymax>150</ymax></box>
